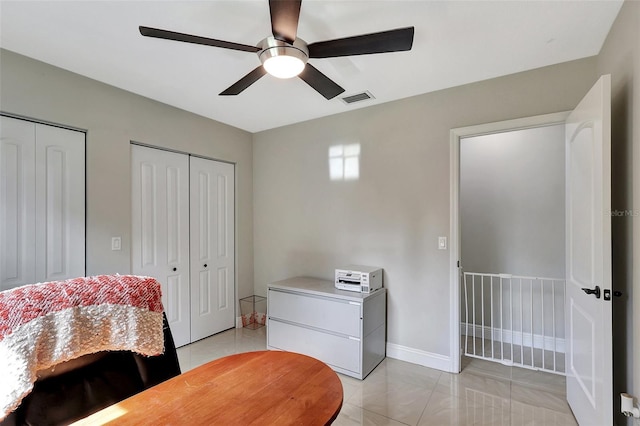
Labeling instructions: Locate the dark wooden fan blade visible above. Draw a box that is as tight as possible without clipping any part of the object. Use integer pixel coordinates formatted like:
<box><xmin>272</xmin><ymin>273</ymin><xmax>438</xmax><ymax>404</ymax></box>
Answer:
<box><xmin>298</xmin><ymin>64</ymin><xmax>344</xmax><ymax>100</ymax></box>
<box><xmin>269</xmin><ymin>0</ymin><xmax>302</xmax><ymax>43</ymax></box>
<box><xmin>139</xmin><ymin>26</ymin><xmax>260</xmax><ymax>53</ymax></box>
<box><xmin>219</xmin><ymin>66</ymin><xmax>267</xmax><ymax>96</ymax></box>
<box><xmin>308</xmin><ymin>26</ymin><xmax>414</xmax><ymax>58</ymax></box>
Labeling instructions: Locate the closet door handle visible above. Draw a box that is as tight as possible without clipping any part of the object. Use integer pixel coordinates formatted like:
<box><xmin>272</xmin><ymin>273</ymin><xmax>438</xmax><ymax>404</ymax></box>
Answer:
<box><xmin>172</xmin><ymin>267</ymin><xmax>177</xmax><ymax>272</ymax></box>
<box><xmin>204</xmin><ymin>264</ymin><xmax>208</xmax><ymax>268</ymax></box>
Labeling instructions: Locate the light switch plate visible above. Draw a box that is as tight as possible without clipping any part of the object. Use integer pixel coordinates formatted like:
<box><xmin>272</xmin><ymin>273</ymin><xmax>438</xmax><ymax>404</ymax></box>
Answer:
<box><xmin>111</xmin><ymin>237</ymin><xmax>121</xmax><ymax>251</ymax></box>
<box><xmin>438</xmin><ymin>237</ymin><xmax>447</xmax><ymax>250</ymax></box>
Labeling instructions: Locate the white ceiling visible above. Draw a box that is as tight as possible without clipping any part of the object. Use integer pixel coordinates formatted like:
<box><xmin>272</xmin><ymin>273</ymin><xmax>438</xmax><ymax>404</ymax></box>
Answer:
<box><xmin>0</xmin><ymin>1</ymin><xmax>623</xmax><ymax>133</ymax></box>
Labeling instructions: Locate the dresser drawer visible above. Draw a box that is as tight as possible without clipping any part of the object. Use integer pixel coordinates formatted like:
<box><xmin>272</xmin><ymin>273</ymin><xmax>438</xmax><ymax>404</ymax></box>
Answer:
<box><xmin>268</xmin><ymin>288</ymin><xmax>361</xmax><ymax>337</ymax></box>
<box><xmin>268</xmin><ymin>319</ymin><xmax>361</xmax><ymax>374</ymax></box>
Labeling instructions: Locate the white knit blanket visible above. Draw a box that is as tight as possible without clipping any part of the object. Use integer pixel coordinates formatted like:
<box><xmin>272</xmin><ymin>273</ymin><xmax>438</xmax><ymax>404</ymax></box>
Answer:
<box><xmin>0</xmin><ymin>275</ymin><xmax>165</xmax><ymax>420</ymax></box>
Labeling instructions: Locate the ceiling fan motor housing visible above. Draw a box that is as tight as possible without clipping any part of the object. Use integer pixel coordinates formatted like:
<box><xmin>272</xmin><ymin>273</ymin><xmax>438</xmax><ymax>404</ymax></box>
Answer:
<box><xmin>258</xmin><ymin>37</ymin><xmax>309</xmax><ymax>78</ymax></box>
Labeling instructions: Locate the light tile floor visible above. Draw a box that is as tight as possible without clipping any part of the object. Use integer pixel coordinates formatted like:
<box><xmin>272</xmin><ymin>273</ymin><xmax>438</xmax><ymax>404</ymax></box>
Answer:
<box><xmin>176</xmin><ymin>328</ymin><xmax>577</xmax><ymax>426</ymax></box>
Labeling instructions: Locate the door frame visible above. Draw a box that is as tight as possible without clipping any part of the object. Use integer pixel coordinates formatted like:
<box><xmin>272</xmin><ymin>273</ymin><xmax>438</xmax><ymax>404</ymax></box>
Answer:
<box><xmin>448</xmin><ymin>111</ymin><xmax>570</xmax><ymax>373</ymax></box>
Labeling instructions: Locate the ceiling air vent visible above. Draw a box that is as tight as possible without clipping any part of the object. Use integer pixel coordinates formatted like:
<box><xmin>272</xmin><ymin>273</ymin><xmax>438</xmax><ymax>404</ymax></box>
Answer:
<box><xmin>341</xmin><ymin>91</ymin><xmax>375</xmax><ymax>105</ymax></box>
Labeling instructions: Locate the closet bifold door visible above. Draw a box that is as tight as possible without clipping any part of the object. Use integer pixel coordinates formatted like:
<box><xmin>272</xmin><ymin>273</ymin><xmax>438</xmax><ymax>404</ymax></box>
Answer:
<box><xmin>1</xmin><ymin>116</ymin><xmax>85</xmax><ymax>291</ymax></box>
<box><xmin>131</xmin><ymin>145</ymin><xmax>191</xmax><ymax>347</ymax></box>
<box><xmin>189</xmin><ymin>157</ymin><xmax>235</xmax><ymax>340</ymax></box>
<box><xmin>35</xmin><ymin>124</ymin><xmax>85</xmax><ymax>283</ymax></box>
<box><xmin>1</xmin><ymin>117</ymin><xmax>36</xmax><ymax>289</ymax></box>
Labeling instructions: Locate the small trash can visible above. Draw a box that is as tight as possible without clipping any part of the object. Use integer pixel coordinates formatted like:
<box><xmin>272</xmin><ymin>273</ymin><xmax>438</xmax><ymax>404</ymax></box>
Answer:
<box><xmin>240</xmin><ymin>295</ymin><xmax>267</xmax><ymax>329</ymax></box>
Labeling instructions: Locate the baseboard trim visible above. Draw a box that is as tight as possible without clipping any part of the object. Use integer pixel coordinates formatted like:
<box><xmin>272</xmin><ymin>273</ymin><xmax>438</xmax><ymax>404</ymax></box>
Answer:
<box><xmin>386</xmin><ymin>342</ymin><xmax>453</xmax><ymax>373</ymax></box>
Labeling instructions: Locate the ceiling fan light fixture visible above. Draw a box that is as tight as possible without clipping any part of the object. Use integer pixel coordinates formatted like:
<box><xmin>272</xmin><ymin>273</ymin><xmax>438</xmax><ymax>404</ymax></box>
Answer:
<box><xmin>259</xmin><ymin>37</ymin><xmax>309</xmax><ymax>79</ymax></box>
<box><xmin>263</xmin><ymin>55</ymin><xmax>306</xmax><ymax>79</ymax></box>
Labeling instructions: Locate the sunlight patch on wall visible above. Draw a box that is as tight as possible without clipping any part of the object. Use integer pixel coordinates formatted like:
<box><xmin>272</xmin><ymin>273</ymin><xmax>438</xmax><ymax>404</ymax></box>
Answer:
<box><xmin>329</xmin><ymin>143</ymin><xmax>360</xmax><ymax>181</ymax></box>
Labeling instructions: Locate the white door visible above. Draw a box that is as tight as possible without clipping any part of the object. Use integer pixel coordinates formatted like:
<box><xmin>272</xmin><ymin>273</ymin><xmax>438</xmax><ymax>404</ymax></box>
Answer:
<box><xmin>1</xmin><ymin>116</ymin><xmax>85</xmax><ymax>290</ymax></box>
<box><xmin>35</xmin><ymin>124</ymin><xmax>85</xmax><ymax>283</ymax></box>
<box><xmin>189</xmin><ymin>157</ymin><xmax>235</xmax><ymax>340</ymax></box>
<box><xmin>131</xmin><ymin>145</ymin><xmax>191</xmax><ymax>347</ymax></box>
<box><xmin>565</xmin><ymin>74</ymin><xmax>612</xmax><ymax>425</ymax></box>
<box><xmin>0</xmin><ymin>117</ymin><xmax>36</xmax><ymax>289</ymax></box>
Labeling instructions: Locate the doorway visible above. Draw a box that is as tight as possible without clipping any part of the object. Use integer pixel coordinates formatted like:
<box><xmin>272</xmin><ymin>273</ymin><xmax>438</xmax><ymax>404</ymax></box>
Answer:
<box><xmin>448</xmin><ymin>112</ymin><xmax>570</xmax><ymax>375</ymax></box>
<box><xmin>448</xmin><ymin>115</ymin><xmax>572</xmax><ymax>424</ymax></box>
<box><xmin>460</xmin><ymin>124</ymin><xmax>566</xmax><ymax>375</ymax></box>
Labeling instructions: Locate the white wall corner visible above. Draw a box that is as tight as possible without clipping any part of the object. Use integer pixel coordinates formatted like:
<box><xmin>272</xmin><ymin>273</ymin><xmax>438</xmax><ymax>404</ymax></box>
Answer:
<box><xmin>235</xmin><ymin>316</ymin><xmax>243</xmax><ymax>328</ymax></box>
<box><xmin>386</xmin><ymin>342</ymin><xmax>453</xmax><ymax>373</ymax></box>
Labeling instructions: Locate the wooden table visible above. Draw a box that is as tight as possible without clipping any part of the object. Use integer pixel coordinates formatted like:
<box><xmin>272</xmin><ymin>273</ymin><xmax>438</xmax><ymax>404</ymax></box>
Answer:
<box><xmin>72</xmin><ymin>350</ymin><xmax>343</xmax><ymax>425</ymax></box>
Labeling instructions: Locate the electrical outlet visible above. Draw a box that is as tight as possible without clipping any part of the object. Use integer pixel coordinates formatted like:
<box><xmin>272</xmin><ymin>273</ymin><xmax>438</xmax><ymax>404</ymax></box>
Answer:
<box><xmin>111</xmin><ymin>237</ymin><xmax>121</xmax><ymax>251</ymax></box>
<box><xmin>438</xmin><ymin>237</ymin><xmax>447</xmax><ymax>250</ymax></box>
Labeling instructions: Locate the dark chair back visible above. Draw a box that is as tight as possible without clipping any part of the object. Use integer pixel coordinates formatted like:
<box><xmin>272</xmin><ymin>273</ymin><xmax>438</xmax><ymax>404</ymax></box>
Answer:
<box><xmin>2</xmin><ymin>313</ymin><xmax>180</xmax><ymax>426</ymax></box>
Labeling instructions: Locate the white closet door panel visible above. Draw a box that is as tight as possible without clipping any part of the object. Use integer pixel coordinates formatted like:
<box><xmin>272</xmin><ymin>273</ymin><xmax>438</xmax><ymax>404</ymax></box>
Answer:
<box><xmin>139</xmin><ymin>161</ymin><xmax>157</xmax><ymax>268</ymax></box>
<box><xmin>0</xmin><ymin>117</ymin><xmax>36</xmax><ymax>290</ymax></box>
<box><xmin>34</xmin><ymin>124</ymin><xmax>85</xmax><ymax>282</ymax></box>
<box><xmin>190</xmin><ymin>157</ymin><xmax>235</xmax><ymax>341</ymax></box>
<box><xmin>166</xmin><ymin>165</ymin><xmax>182</xmax><ymax>265</ymax></box>
<box><xmin>216</xmin><ymin>173</ymin><xmax>230</xmax><ymax>259</ymax></box>
<box><xmin>132</xmin><ymin>145</ymin><xmax>190</xmax><ymax>347</ymax></box>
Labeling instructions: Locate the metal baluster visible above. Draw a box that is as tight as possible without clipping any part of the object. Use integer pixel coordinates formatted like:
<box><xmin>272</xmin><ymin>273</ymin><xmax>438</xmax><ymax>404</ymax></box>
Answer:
<box><xmin>472</xmin><ymin>274</ymin><xmax>476</xmax><ymax>356</ymax></box>
<box><xmin>499</xmin><ymin>276</ymin><xmax>503</xmax><ymax>362</ymax></box>
<box><xmin>464</xmin><ymin>274</ymin><xmax>469</xmax><ymax>356</ymax></box>
<box><xmin>490</xmin><ymin>276</ymin><xmax>494</xmax><ymax>359</ymax></box>
<box><xmin>552</xmin><ymin>280</ymin><xmax>557</xmax><ymax>372</ymax></box>
<box><xmin>510</xmin><ymin>276</ymin><xmax>514</xmax><ymax>365</ymax></box>
<box><xmin>520</xmin><ymin>278</ymin><xmax>524</xmax><ymax>367</ymax></box>
<box><xmin>541</xmin><ymin>278</ymin><xmax>545</xmax><ymax>371</ymax></box>
<box><xmin>530</xmin><ymin>279</ymin><xmax>534</xmax><ymax>368</ymax></box>
<box><xmin>481</xmin><ymin>275</ymin><xmax>485</xmax><ymax>358</ymax></box>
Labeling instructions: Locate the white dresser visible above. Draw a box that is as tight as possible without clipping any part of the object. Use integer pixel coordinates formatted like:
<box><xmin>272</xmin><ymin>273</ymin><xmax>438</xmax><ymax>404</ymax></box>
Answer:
<box><xmin>267</xmin><ymin>277</ymin><xmax>386</xmax><ymax>379</ymax></box>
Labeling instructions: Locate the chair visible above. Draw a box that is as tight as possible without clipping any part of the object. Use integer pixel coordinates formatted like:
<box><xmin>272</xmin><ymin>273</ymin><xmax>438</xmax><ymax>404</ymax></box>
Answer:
<box><xmin>2</xmin><ymin>313</ymin><xmax>180</xmax><ymax>426</ymax></box>
<box><xmin>0</xmin><ymin>276</ymin><xmax>181</xmax><ymax>426</ymax></box>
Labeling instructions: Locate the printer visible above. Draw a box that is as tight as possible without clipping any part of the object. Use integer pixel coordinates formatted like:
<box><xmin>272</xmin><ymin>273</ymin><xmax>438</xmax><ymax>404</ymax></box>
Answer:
<box><xmin>335</xmin><ymin>265</ymin><xmax>383</xmax><ymax>293</ymax></box>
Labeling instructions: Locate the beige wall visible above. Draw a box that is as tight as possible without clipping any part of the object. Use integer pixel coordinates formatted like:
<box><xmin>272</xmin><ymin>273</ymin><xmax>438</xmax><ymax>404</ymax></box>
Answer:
<box><xmin>461</xmin><ymin>125</ymin><xmax>566</xmax><ymax>278</ymax></box>
<box><xmin>0</xmin><ymin>49</ymin><xmax>255</xmax><ymax>302</ymax></box>
<box><xmin>253</xmin><ymin>58</ymin><xmax>597</xmax><ymax>361</ymax></box>
<box><xmin>596</xmin><ymin>1</ymin><xmax>640</xmax><ymax>424</ymax></box>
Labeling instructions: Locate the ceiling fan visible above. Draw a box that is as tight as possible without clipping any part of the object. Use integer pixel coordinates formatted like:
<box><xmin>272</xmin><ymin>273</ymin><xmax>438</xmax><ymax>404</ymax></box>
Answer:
<box><xmin>139</xmin><ymin>0</ymin><xmax>414</xmax><ymax>100</ymax></box>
